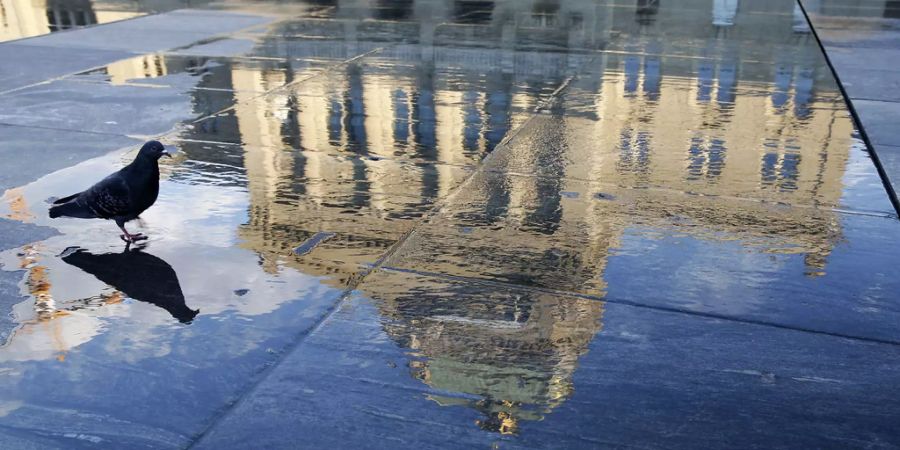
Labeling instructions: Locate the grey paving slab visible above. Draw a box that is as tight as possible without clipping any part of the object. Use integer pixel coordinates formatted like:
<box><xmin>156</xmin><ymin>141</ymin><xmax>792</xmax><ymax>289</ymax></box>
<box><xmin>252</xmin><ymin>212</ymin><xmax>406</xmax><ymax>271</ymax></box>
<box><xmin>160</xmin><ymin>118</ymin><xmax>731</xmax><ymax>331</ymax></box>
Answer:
<box><xmin>853</xmin><ymin>99</ymin><xmax>900</xmax><ymax>147</ymax></box>
<box><xmin>826</xmin><ymin>46</ymin><xmax>900</xmax><ymax>73</ymax></box>
<box><xmin>805</xmin><ymin>7</ymin><xmax>900</xmax><ymax>212</ymax></box>
<box><xmin>818</xmin><ymin>27</ymin><xmax>900</xmax><ymax>49</ymax></box>
<box><xmin>809</xmin><ymin>13</ymin><xmax>900</xmax><ymax>46</ymax></box>
<box><xmin>0</xmin><ymin>124</ymin><xmax>140</xmax><ymax>192</ymax></box>
<box><xmin>196</xmin><ymin>271</ymin><xmax>900</xmax><ymax>449</ymax></box>
<box><xmin>0</xmin><ymin>80</ymin><xmax>200</xmax><ymax>136</ymax></box>
<box><xmin>0</xmin><ymin>79</ymin><xmax>220</xmax><ymax>137</ymax></box>
<box><xmin>838</xmin><ymin>68</ymin><xmax>900</xmax><ymax>102</ymax></box>
<box><xmin>13</xmin><ymin>10</ymin><xmax>273</xmax><ymax>53</ymax></box>
<box><xmin>18</xmin><ymin>29</ymin><xmax>215</xmax><ymax>54</ymax></box>
<box><xmin>0</xmin><ymin>44</ymin><xmax>131</xmax><ymax>93</ymax></box>
<box><xmin>876</xmin><ymin>143</ymin><xmax>900</xmax><ymax>195</ymax></box>
<box><xmin>811</xmin><ymin>1</ymin><xmax>900</xmax><ymax>19</ymax></box>
<box><xmin>113</xmin><ymin>9</ymin><xmax>274</xmax><ymax>34</ymax></box>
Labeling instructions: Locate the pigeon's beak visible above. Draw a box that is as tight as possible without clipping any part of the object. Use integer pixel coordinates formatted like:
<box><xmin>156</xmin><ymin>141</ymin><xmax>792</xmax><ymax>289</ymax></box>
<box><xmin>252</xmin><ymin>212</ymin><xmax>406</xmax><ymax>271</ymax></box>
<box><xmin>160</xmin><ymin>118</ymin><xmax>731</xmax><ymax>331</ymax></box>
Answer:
<box><xmin>162</xmin><ymin>145</ymin><xmax>175</xmax><ymax>158</ymax></box>
<box><xmin>162</xmin><ymin>151</ymin><xmax>172</xmax><ymax>158</ymax></box>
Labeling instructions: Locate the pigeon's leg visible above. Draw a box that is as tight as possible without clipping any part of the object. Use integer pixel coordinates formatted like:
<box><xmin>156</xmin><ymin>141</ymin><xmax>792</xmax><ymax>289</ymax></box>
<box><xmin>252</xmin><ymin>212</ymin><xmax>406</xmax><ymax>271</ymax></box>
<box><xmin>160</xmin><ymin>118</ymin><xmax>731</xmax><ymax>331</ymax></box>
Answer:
<box><xmin>117</xmin><ymin>223</ymin><xmax>147</xmax><ymax>243</ymax></box>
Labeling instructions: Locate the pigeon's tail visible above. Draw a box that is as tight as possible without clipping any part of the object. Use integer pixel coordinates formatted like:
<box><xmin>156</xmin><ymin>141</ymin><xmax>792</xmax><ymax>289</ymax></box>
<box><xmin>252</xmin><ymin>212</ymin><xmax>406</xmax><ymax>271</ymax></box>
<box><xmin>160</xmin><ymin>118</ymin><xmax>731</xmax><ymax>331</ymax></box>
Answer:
<box><xmin>49</xmin><ymin>196</ymin><xmax>94</xmax><ymax>219</ymax></box>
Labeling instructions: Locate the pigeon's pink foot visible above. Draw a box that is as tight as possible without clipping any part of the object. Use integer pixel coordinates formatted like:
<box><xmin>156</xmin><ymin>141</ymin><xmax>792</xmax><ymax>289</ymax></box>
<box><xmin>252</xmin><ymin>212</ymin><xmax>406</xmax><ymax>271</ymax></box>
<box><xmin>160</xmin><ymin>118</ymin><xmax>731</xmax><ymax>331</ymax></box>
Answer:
<box><xmin>117</xmin><ymin>223</ymin><xmax>147</xmax><ymax>243</ymax></box>
<box><xmin>119</xmin><ymin>232</ymin><xmax>147</xmax><ymax>243</ymax></box>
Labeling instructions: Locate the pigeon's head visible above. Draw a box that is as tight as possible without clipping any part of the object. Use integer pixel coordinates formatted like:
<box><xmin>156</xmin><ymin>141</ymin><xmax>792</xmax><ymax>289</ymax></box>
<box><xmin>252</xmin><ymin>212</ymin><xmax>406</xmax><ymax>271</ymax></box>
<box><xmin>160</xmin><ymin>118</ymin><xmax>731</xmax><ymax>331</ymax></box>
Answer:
<box><xmin>138</xmin><ymin>140</ymin><xmax>172</xmax><ymax>161</ymax></box>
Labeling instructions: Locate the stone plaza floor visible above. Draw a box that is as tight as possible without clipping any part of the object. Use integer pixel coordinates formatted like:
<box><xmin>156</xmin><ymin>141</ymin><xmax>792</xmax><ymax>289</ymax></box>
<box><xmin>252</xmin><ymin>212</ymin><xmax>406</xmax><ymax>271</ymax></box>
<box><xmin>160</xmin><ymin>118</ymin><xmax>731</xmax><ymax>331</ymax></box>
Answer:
<box><xmin>1</xmin><ymin>0</ymin><xmax>899</xmax><ymax>448</ymax></box>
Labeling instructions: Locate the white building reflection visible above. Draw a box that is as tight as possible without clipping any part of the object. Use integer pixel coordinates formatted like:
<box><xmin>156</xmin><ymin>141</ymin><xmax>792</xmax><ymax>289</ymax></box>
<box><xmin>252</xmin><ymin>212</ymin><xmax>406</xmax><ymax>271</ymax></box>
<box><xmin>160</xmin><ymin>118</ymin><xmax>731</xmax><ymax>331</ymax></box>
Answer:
<box><xmin>0</xmin><ymin>0</ymin><xmax>863</xmax><ymax>434</ymax></box>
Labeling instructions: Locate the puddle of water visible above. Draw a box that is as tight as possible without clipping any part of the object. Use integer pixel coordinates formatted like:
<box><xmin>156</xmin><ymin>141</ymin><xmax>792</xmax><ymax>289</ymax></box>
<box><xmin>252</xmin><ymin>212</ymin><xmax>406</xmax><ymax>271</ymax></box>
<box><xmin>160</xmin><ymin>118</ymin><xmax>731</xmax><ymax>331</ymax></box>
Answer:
<box><xmin>0</xmin><ymin>0</ymin><xmax>899</xmax><ymax>445</ymax></box>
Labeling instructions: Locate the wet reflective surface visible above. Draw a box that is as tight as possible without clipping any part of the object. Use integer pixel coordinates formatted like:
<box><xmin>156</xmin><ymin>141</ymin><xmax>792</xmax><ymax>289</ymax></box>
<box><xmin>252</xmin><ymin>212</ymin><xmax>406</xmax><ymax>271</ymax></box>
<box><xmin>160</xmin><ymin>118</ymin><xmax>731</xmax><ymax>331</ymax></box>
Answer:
<box><xmin>1</xmin><ymin>0</ymin><xmax>900</xmax><ymax>447</ymax></box>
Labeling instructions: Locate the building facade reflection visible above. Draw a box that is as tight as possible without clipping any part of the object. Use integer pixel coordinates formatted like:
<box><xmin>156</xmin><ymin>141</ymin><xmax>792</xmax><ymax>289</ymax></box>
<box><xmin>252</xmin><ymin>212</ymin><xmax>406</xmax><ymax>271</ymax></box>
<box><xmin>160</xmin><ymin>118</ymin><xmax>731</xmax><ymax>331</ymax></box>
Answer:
<box><xmin>158</xmin><ymin>0</ymin><xmax>852</xmax><ymax>432</ymax></box>
<box><xmin>0</xmin><ymin>0</ymin><xmax>863</xmax><ymax>434</ymax></box>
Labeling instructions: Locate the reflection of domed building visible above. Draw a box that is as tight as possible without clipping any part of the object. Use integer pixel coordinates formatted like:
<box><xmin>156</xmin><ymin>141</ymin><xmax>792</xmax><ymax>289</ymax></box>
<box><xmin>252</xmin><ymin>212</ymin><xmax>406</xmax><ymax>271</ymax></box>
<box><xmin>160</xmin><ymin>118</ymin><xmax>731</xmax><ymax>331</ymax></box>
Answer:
<box><xmin>198</xmin><ymin>0</ymin><xmax>853</xmax><ymax>288</ymax></box>
<box><xmin>363</xmin><ymin>274</ymin><xmax>603</xmax><ymax>433</ymax></box>
<box><xmin>150</xmin><ymin>0</ymin><xmax>862</xmax><ymax>431</ymax></box>
<box><xmin>146</xmin><ymin>0</ymin><xmax>859</xmax><ymax>432</ymax></box>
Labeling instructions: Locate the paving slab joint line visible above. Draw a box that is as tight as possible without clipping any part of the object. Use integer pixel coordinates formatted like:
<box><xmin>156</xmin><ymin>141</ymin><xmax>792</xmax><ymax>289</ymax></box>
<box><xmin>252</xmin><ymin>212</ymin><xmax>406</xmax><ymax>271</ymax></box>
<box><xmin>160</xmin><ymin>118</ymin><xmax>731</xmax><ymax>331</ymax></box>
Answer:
<box><xmin>377</xmin><ymin>265</ymin><xmax>900</xmax><ymax>347</ymax></box>
<box><xmin>185</xmin><ymin>55</ymin><xmax>594</xmax><ymax>449</ymax></box>
<box><xmin>798</xmin><ymin>0</ymin><xmax>900</xmax><ymax>218</ymax></box>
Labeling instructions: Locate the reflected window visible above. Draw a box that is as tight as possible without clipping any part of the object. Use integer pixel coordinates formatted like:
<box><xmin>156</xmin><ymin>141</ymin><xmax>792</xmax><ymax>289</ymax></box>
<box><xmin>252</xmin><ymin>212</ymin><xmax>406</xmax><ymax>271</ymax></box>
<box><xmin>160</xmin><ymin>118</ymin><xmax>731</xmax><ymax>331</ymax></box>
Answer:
<box><xmin>708</xmin><ymin>140</ymin><xmax>726</xmax><ymax>178</ymax></box>
<box><xmin>453</xmin><ymin>0</ymin><xmax>493</xmax><ymax>24</ymax></box>
<box><xmin>716</xmin><ymin>63</ymin><xmax>737</xmax><ymax>105</ymax></box>
<box><xmin>328</xmin><ymin>99</ymin><xmax>343</xmax><ymax>145</ymax></box>
<box><xmin>463</xmin><ymin>91</ymin><xmax>482</xmax><ymax>153</ymax></box>
<box><xmin>688</xmin><ymin>137</ymin><xmax>726</xmax><ymax>180</ymax></box>
<box><xmin>794</xmin><ymin>68</ymin><xmax>814</xmax><ymax>119</ymax></box>
<box><xmin>780</xmin><ymin>152</ymin><xmax>800</xmax><ymax>192</ymax></box>
<box><xmin>713</xmin><ymin>0</ymin><xmax>738</xmax><ymax>27</ymax></box>
<box><xmin>46</xmin><ymin>9</ymin><xmax>58</xmax><ymax>31</ymax></box>
<box><xmin>624</xmin><ymin>55</ymin><xmax>640</xmax><ymax>95</ymax></box>
<box><xmin>643</xmin><ymin>57</ymin><xmax>661</xmax><ymax>100</ymax></box>
<box><xmin>792</xmin><ymin>3</ymin><xmax>811</xmax><ymax>33</ymax></box>
<box><xmin>570</xmin><ymin>12</ymin><xmax>584</xmax><ymax>30</ymax></box>
<box><xmin>761</xmin><ymin>152</ymin><xmax>778</xmax><ymax>184</ymax></box>
<box><xmin>618</xmin><ymin>129</ymin><xmax>651</xmax><ymax>174</ymax></box>
<box><xmin>413</xmin><ymin>67</ymin><xmax>437</xmax><ymax>153</ymax></box>
<box><xmin>393</xmin><ymin>89</ymin><xmax>410</xmax><ymax>145</ymax></box>
<box><xmin>46</xmin><ymin>0</ymin><xmax>96</xmax><ymax>33</ymax></box>
<box><xmin>374</xmin><ymin>0</ymin><xmax>413</xmax><ymax>20</ymax></box>
<box><xmin>887</xmin><ymin>1</ymin><xmax>900</xmax><ymax>19</ymax></box>
<box><xmin>697</xmin><ymin>61</ymin><xmax>714</xmax><ymax>102</ymax></box>
<box><xmin>484</xmin><ymin>73</ymin><xmax>512</xmax><ymax>153</ymax></box>
<box><xmin>760</xmin><ymin>141</ymin><xmax>801</xmax><ymax>191</ymax></box>
<box><xmin>532</xmin><ymin>0</ymin><xmax>560</xmax><ymax>27</ymax></box>
<box><xmin>636</xmin><ymin>0</ymin><xmax>659</xmax><ymax>25</ymax></box>
<box><xmin>772</xmin><ymin>64</ymin><xmax>792</xmax><ymax>110</ymax></box>
<box><xmin>345</xmin><ymin>65</ymin><xmax>367</xmax><ymax>152</ymax></box>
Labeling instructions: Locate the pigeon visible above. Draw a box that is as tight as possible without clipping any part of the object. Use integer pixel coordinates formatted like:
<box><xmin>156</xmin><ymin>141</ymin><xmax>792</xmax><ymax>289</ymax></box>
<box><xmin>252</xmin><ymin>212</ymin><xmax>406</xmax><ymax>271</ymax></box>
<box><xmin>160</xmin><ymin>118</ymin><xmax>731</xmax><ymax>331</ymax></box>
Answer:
<box><xmin>49</xmin><ymin>140</ymin><xmax>171</xmax><ymax>243</ymax></box>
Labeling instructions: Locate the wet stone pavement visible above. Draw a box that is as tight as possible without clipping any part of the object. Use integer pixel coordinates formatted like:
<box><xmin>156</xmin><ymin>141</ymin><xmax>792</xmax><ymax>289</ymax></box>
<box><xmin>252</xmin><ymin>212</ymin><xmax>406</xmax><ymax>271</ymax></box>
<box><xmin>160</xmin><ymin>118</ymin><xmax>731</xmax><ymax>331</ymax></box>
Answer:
<box><xmin>1</xmin><ymin>0</ymin><xmax>900</xmax><ymax>448</ymax></box>
<box><xmin>802</xmin><ymin>0</ymin><xmax>900</xmax><ymax>211</ymax></box>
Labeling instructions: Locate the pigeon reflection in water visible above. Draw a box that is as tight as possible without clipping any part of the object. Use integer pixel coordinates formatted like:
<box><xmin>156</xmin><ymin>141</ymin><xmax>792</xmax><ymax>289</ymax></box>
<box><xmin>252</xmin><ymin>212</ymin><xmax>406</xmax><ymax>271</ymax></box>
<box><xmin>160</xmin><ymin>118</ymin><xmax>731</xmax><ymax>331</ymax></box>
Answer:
<box><xmin>61</xmin><ymin>247</ymin><xmax>199</xmax><ymax>323</ymax></box>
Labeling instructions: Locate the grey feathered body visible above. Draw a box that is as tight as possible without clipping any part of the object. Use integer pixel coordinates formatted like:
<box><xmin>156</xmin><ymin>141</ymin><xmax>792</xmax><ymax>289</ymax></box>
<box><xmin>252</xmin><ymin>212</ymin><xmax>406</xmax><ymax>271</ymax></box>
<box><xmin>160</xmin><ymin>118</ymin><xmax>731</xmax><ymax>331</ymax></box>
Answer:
<box><xmin>49</xmin><ymin>157</ymin><xmax>160</xmax><ymax>226</ymax></box>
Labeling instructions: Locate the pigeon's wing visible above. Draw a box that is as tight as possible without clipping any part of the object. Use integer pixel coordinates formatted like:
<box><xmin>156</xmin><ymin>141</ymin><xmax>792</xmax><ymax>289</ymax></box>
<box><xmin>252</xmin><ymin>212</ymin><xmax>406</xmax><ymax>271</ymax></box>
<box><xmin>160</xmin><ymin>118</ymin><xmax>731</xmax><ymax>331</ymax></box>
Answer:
<box><xmin>81</xmin><ymin>173</ymin><xmax>134</xmax><ymax>219</ymax></box>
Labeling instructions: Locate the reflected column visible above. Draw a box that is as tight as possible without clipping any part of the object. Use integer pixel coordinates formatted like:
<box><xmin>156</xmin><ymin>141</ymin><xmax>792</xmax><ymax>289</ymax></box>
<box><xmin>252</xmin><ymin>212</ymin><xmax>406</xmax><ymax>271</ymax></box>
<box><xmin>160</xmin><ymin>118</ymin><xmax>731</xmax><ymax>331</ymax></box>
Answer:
<box><xmin>345</xmin><ymin>63</ymin><xmax>371</xmax><ymax>207</ymax></box>
<box><xmin>413</xmin><ymin>62</ymin><xmax>439</xmax><ymax>201</ymax></box>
